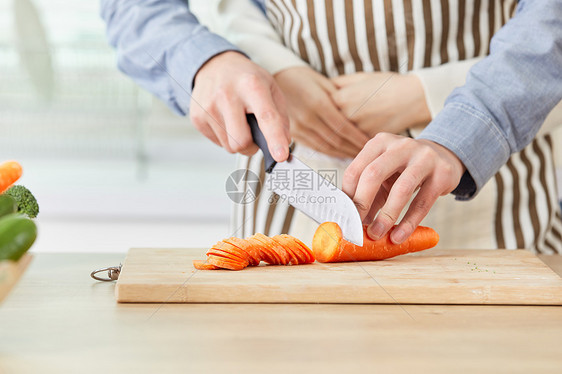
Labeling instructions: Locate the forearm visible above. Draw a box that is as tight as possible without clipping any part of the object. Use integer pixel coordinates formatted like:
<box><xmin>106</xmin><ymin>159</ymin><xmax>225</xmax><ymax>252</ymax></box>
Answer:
<box><xmin>415</xmin><ymin>58</ymin><xmax>562</xmax><ymax>135</ymax></box>
<box><xmin>419</xmin><ymin>0</ymin><xmax>562</xmax><ymax>199</ymax></box>
<box><xmin>412</xmin><ymin>58</ymin><xmax>482</xmax><ymax>119</ymax></box>
<box><xmin>100</xmin><ymin>0</ymin><xmax>239</xmax><ymax>115</ymax></box>
<box><xmin>198</xmin><ymin>0</ymin><xmax>307</xmax><ymax>74</ymax></box>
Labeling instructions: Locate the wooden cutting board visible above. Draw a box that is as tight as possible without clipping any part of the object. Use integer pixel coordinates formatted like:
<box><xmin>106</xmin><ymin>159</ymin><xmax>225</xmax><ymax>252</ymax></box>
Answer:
<box><xmin>115</xmin><ymin>248</ymin><xmax>562</xmax><ymax>305</ymax></box>
<box><xmin>0</xmin><ymin>254</ymin><xmax>33</xmax><ymax>304</ymax></box>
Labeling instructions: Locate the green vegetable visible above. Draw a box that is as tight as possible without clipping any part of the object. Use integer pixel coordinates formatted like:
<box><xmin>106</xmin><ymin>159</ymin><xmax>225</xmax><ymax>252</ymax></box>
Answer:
<box><xmin>0</xmin><ymin>195</ymin><xmax>17</xmax><ymax>218</ymax></box>
<box><xmin>3</xmin><ymin>185</ymin><xmax>39</xmax><ymax>218</ymax></box>
<box><xmin>0</xmin><ymin>214</ymin><xmax>37</xmax><ymax>261</ymax></box>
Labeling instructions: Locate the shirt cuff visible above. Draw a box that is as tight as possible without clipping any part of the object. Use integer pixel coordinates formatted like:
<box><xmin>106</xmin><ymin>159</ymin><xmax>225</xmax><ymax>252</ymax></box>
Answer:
<box><xmin>167</xmin><ymin>31</ymin><xmax>241</xmax><ymax>115</ymax></box>
<box><xmin>417</xmin><ymin>102</ymin><xmax>511</xmax><ymax>200</ymax></box>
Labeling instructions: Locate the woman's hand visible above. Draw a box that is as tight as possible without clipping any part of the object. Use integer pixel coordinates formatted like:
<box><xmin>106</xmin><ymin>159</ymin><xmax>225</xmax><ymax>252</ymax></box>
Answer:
<box><xmin>274</xmin><ymin>67</ymin><xmax>370</xmax><ymax>159</ymax></box>
<box><xmin>343</xmin><ymin>133</ymin><xmax>465</xmax><ymax>244</ymax></box>
<box><xmin>331</xmin><ymin>72</ymin><xmax>432</xmax><ymax>137</ymax></box>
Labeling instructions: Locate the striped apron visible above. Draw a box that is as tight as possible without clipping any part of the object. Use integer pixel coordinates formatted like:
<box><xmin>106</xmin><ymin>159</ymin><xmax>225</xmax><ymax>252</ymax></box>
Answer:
<box><xmin>232</xmin><ymin>0</ymin><xmax>562</xmax><ymax>254</ymax></box>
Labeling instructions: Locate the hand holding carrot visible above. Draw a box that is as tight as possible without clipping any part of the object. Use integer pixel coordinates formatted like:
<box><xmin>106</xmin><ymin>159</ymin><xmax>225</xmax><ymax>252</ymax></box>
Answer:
<box><xmin>343</xmin><ymin>133</ymin><xmax>464</xmax><ymax>245</ymax></box>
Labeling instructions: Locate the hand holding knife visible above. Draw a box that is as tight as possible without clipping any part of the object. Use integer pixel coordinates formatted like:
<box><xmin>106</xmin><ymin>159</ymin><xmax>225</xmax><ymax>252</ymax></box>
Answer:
<box><xmin>247</xmin><ymin>114</ymin><xmax>364</xmax><ymax>246</ymax></box>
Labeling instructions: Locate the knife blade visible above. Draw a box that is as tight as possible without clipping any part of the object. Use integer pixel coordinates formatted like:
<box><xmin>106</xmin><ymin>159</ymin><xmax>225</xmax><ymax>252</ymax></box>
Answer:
<box><xmin>247</xmin><ymin>114</ymin><xmax>363</xmax><ymax>246</ymax></box>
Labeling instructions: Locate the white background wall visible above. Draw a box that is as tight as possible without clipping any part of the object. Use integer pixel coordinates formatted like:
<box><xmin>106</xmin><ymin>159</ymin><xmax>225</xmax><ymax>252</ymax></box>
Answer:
<box><xmin>1</xmin><ymin>0</ymin><xmax>561</xmax><ymax>254</ymax></box>
<box><xmin>1</xmin><ymin>0</ymin><xmax>236</xmax><ymax>253</ymax></box>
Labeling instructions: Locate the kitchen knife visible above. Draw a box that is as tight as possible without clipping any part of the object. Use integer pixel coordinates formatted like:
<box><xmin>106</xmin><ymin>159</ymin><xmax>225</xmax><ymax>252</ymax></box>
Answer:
<box><xmin>247</xmin><ymin>114</ymin><xmax>364</xmax><ymax>246</ymax></box>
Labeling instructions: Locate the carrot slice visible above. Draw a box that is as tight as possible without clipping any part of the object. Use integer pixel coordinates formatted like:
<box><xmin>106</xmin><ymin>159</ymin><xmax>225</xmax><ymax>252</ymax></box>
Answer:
<box><xmin>253</xmin><ymin>234</ymin><xmax>283</xmax><ymax>264</ymax></box>
<box><xmin>247</xmin><ymin>235</ymin><xmax>277</xmax><ymax>264</ymax></box>
<box><xmin>207</xmin><ymin>255</ymin><xmax>246</xmax><ymax>270</ymax></box>
<box><xmin>281</xmin><ymin>234</ymin><xmax>314</xmax><ymax>263</ymax></box>
<box><xmin>288</xmin><ymin>236</ymin><xmax>315</xmax><ymax>263</ymax></box>
<box><xmin>210</xmin><ymin>241</ymin><xmax>250</xmax><ymax>264</ymax></box>
<box><xmin>312</xmin><ymin>222</ymin><xmax>439</xmax><ymax>263</ymax></box>
<box><xmin>207</xmin><ymin>249</ymin><xmax>249</xmax><ymax>268</ymax></box>
<box><xmin>274</xmin><ymin>235</ymin><xmax>307</xmax><ymax>264</ymax></box>
<box><xmin>208</xmin><ymin>245</ymin><xmax>248</xmax><ymax>264</ymax></box>
<box><xmin>254</xmin><ymin>233</ymin><xmax>290</xmax><ymax>265</ymax></box>
<box><xmin>267</xmin><ymin>236</ymin><xmax>293</xmax><ymax>265</ymax></box>
<box><xmin>193</xmin><ymin>260</ymin><xmax>220</xmax><ymax>270</ymax></box>
<box><xmin>224</xmin><ymin>237</ymin><xmax>260</xmax><ymax>266</ymax></box>
<box><xmin>243</xmin><ymin>236</ymin><xmax>269</xmax><ymax>263</ymax></box>
<box><xmin>271</xmin><ymin>235</ymin><xmax>300</xmax><ymax>265</ymax></box>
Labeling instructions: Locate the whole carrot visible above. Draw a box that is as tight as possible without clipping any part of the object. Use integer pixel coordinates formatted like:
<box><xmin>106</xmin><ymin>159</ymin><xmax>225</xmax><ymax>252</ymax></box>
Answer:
<box><xmin>312</xmin><ymin>222</ymin><xmax>439</xmax><ymax>263</ymax></box>
<box><xmin>0</xmin><ymin>161</ymin><xmax>23</xmax><ymax>194</ymax></box>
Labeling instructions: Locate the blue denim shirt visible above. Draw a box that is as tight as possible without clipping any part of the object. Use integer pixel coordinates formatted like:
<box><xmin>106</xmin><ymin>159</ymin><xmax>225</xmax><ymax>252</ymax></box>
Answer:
<box><xmin>100</xmin><ymin>0</ymin><xmax>241</xmax><ymax>115</ymax></box>
<box><xmin>100</xmin><ymin>0</ymin><xmax>562</xmax><ymax>199</ymax></box>
<box><xmin>418</xmin><ymin>0</ymin><xmax>562</xmax><ymax>199</ymax></box>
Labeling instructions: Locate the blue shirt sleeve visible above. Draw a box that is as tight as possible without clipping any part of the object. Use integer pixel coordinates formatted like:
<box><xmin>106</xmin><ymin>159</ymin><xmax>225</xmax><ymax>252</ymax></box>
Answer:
<box><xmin>418</xmin><ymin>0</ymin><xmax>562</xmax><ymax>200</ymax></box>
<box><xmin>100</xmin><ymin>0</ymin><xmax>241</xmax><ymax>115</ymax></box>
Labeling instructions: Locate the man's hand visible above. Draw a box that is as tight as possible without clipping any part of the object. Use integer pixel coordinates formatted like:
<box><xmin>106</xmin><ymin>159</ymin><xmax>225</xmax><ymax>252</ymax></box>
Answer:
<box><xmin>331</xmin><ymin>72</ymin><xmax>431</xmax><ymax>137</ymax></box>
<box><xmin>343</xmin><ymin>133</ymin><xmax>465</xmax><ymax>244</ymax></box>
<box><xmin>190</xmin><ymin>51</ymin><xmax>291</xmax><ymax>162</ymax></box>
<box><xmin>274</xmin><ymin>66</ymin><xmax>370</xmax><ymax>159</ymax></box>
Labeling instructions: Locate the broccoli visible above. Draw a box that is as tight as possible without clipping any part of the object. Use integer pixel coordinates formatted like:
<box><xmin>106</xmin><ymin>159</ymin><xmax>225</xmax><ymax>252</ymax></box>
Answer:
<box><xmin>3</xmin><ymin>185</ymin><xmax>39</xmax><ymax>218</ymax></box>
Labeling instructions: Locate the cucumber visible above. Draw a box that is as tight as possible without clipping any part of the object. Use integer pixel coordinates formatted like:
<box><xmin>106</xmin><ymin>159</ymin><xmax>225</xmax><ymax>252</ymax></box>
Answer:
<box><xmin>0</xmin><ymin>195</ymin><xmax>17</xmax><ymax>218</ymax></box>
<box><xmin>0</xmin><ymin>214</ymin><xmax>37</xmax><ymax>261</ymax></box>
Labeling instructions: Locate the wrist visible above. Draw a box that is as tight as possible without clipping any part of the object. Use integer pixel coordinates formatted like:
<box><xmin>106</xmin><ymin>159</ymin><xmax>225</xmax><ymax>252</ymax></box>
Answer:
<box><xmin>273</xmin><ymin>65</ymin><xmax>314</xmax><ymax>80</ymax></box>
<box><xmin>193</xmin><ymin>51</ymin><xmax>248</xmax><ymax>88</ymax></box>
<box><xmin>406</xmin><ymin>74</ymin><xmax>432</xmax><ymax>126</ymax></box>
<box><xmin>419</xmin><ymin>139</ymin><xmax>466</xmax><ymax>175</ymax></box>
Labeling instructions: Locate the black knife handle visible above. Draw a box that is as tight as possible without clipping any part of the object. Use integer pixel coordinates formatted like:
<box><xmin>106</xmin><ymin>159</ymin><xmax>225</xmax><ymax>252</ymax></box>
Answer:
<box><xmin>247</xmin><ymin>113</ymin><xmax>277</xmax><ymax>173</ymax></box>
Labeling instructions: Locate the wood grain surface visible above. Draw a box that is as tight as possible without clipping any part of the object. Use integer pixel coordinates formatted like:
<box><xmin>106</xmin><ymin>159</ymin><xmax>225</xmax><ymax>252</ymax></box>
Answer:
<box><xmin>116</xmin><ymin>248</ymin><xmax>562</xmax><ymax>305</ymax></box>
<box><xmin>2</xmin><ymin>253</ymin><xmax>562</xmax><ymax>374</ymax></box>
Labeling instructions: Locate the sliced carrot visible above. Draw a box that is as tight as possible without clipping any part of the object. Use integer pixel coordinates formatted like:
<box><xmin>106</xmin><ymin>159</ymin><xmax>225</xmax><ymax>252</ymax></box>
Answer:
<box><xmin>279</xmin><ymin>235</ymin><xmax>308</xmax><ymax>264</ymax></box>
<box><xmin>254</xmin><ymin>234</ymin><xmax>284</xmax><ymax>264</ymax></box>
<box><xmin>207</xmin><ymin>249</ymin><xmax>249</xmax><ymax>268</ymax></box>
<box><xmin>210</xmin><ymin>241</ymin><xmax>250</xmax><ymax>264</ymax></box>
<box><xmin>196</xmin><ymin>232</ymin><xmax>320</xmax><ymax>270</ymax></box>
<box><xmin>243</xmin><ymin>236</ymin><xmax>269</xmax><ymax>263</ymax></box>
<box><xmin>271</xmin><ymin>235</ymin><xmax>301</xmax><ymax>265</ymax></box>
<box><xmin>254</xmin><ymin>233</ymin><xmax>290</xmax><ymax>265</ymax></box>
<box><xmin>268</xmin><ymin>237</ymin><xmax>293</xmax><ymax>265</ymax></box>
<box><xmin>280</xmin><ymin>234</ymin><xmax>314</xmax><ymax>264</ymax></box>
<box><xmin>208</xmin><ymin>245</ymin><xmax>248</xmax><ymax>263</ymax></box>
<box><xmin>287</xmin><ymin>236</ymin><xmax>314</xmax><ymax>263</ymax></box>
<box><xmin>224</xmin><ymin>237</ymin><xmax>261</xmax><ymax>266</ymax></box>
<box><xmin>247</xmin><ymin>235</ymin><xmax>277</xmax><ymax>264</ymax></box>
<box><xmin>247</xmin><ymin>235</ymin><xmax>279</xmax><ymax>265</ymax></box>
<box><xmin>312</xmin><ymin>222</ymin><xmax>439</xmax><ymax>263</ymax></box>
<box><xmin>193</xmin><ymin>260</ymin><xmax>220</xmax><ymax>270</ymax></box>
<box><xmin>207</xmin><ymin>255</ymin><xmax>246</xmax><ymax>271</ymax></box>
<box><xmin>274</xmin><ymin>235</ymin><xmax>302</xmax><ymax>263</ymax></box>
